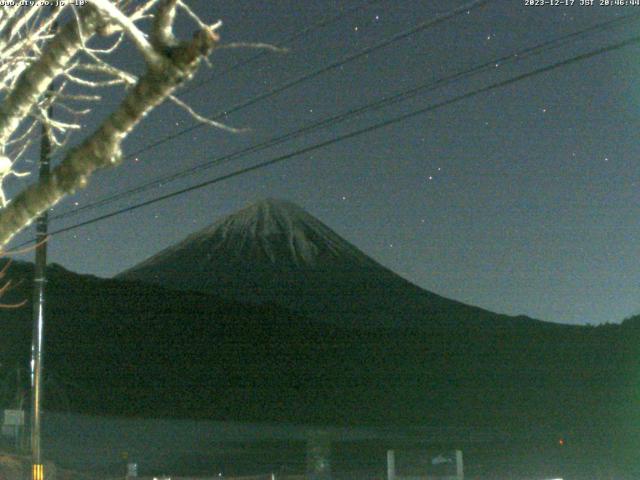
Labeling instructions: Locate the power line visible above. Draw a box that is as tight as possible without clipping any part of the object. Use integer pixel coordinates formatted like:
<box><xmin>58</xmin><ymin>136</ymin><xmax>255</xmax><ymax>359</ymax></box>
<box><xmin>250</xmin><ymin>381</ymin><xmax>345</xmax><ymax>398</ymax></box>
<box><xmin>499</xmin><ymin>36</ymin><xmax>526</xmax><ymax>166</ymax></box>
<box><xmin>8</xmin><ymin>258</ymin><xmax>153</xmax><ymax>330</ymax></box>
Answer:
<box><xmin>119</xmin><ymin>0</ymin><xmax>492</xmax><ymax>161</ymax></box>
<box><xmin>181</xmin><ymin>0</ymin><xmax>384</xmax><ymax>95</ymax></box>
<box><xmin>45</xmin><ymin>0</ymin><xmax>490</xmax><ymax>223</ymax></box>
<box><xmin>46</xmin><ymin>2</ymin><xmax>385</xmax><ymax>221</ymax></box>
<box><xmin>15</xmin><ymin>32</ymin><xmax>639</xmax><ymax>248</ymax></box>
<box><xmin>49</xmin><ymin>0</ymin><xmax>492</xmax><ymax>220</ymax></box>
<box><xmin>51</xmin><ymin>10</ymin><xmax>640</xmax><ymax>222</ymax></box>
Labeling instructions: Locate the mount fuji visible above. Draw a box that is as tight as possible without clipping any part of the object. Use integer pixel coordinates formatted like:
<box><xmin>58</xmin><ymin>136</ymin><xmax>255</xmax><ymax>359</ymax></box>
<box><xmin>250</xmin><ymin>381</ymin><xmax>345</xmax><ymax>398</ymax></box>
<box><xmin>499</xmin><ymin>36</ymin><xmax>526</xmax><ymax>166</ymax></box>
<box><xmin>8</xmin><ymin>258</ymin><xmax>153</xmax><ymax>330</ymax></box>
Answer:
<box><xmin>0</xmin><ymin>200</ymin><xmax>632</xmax><ymax>441</ymax></box>
<box><xmin>118</xmin><ymin>198</ymin><xmax>537</xmax><ymax>329</ymax></box>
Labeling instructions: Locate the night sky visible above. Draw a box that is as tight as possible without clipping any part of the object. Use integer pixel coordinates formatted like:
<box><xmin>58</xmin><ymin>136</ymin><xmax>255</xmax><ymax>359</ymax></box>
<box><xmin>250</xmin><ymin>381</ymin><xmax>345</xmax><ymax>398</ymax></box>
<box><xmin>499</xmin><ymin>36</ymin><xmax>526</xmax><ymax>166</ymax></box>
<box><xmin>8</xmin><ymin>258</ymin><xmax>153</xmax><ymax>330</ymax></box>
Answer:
<box><xmin>7</xmin><ymin>0</ymin><xmax>640</xmax><ymax>325</ymax></box>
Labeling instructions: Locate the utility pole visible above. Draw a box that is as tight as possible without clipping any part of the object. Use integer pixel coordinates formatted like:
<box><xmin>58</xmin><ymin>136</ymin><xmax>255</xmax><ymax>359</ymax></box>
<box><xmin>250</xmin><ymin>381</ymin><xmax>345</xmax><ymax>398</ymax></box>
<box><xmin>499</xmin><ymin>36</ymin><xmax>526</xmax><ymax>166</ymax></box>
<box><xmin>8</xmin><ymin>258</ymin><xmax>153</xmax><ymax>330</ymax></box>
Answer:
<box><xmin>30</xmin><ymin>55</ymin><xmax>53</xmax><ymax>480</ymax></box>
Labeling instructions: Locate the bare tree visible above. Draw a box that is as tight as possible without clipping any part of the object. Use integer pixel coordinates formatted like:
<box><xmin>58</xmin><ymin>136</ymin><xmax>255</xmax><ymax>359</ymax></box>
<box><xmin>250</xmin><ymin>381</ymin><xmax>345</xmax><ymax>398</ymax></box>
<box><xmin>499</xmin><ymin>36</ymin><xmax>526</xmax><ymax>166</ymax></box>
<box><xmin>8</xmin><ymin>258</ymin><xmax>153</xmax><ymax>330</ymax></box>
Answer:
<box><xmin>0</xmin><ymin>0</ymin><xmax>239</xmax><ymax>247</ymax></box>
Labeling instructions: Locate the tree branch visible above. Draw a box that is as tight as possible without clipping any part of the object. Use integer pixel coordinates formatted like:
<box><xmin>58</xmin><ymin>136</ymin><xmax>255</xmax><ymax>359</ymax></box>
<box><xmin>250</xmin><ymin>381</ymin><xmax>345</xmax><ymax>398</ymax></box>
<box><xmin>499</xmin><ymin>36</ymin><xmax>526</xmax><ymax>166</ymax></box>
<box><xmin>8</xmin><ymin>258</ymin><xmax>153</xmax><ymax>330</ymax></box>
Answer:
<box><xmin>0</xmin><ymin>21</ymin><xmax>220</xmax><ymax>246</ymax></box>
<box><xmin>86</xmin><ymin>0</ymin><xmax>163</xmax><ymax>66</ymax></box>
<box><xmin>0</xmin><ymin>6</ymin><xmax>103</xmax><ymax>148</ymax></box>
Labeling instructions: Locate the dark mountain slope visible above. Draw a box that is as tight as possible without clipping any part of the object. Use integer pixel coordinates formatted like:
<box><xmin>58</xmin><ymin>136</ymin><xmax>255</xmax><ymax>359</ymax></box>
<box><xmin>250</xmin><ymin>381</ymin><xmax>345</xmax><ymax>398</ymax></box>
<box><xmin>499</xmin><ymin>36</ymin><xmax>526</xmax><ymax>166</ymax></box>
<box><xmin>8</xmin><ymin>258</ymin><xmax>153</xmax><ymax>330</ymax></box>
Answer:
<box><xmin>118</xmin><ymin>199</ymin><xmax>544</xmax><ymax>329</ymax></box>
<box><xmin>0</xmin><ymin>261</ymin><xmax>634</xmax><ymax>440</ymax></box>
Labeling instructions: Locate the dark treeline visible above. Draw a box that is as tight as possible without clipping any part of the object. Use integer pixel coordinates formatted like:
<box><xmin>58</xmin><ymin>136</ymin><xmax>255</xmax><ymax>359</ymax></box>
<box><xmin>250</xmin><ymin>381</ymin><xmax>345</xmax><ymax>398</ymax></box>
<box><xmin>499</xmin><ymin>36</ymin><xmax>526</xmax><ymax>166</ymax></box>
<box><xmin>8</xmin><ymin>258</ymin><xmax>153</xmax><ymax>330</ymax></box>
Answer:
<box><xmin>0</xmin><ymin>261</ymin><xmax>638</xmax><ymax>477</ymax></box>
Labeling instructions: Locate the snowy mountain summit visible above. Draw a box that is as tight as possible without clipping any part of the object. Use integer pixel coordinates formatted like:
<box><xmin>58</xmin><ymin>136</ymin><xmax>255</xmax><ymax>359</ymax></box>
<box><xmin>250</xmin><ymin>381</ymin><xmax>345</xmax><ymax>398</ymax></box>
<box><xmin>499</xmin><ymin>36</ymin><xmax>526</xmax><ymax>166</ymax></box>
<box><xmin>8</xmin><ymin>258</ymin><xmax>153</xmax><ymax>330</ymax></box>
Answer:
<box><xmin>119</xmin><ymin>198</ymin><xmax>526</xmax><ymax>328</ymax></box>
<box><xmin>190</xmin><ymin>198</ymin><xmax>377</xmax><ymax>269</ymax></box>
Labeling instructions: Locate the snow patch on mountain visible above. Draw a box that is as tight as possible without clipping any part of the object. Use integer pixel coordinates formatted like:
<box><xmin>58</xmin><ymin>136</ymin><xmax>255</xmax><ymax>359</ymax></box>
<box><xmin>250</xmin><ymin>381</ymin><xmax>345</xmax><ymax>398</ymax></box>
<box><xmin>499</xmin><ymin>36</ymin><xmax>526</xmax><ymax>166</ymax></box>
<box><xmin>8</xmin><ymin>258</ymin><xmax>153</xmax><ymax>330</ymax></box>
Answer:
<box><xmin>130</xmin><ymin>198</ymin><xmax>379</xmax><ymax>271</ymax></box>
